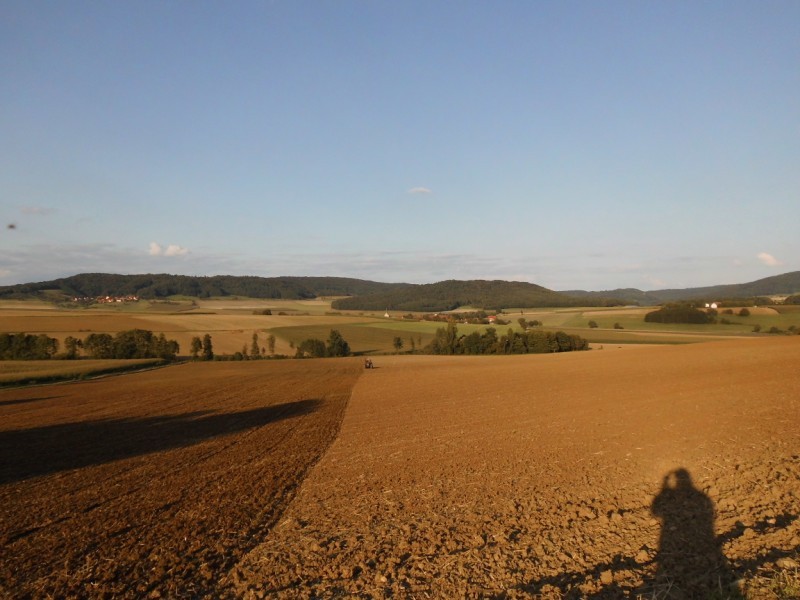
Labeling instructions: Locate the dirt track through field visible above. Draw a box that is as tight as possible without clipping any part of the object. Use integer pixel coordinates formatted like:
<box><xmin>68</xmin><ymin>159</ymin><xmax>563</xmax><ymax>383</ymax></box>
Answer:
<box><xmin>233</xmin><ymin>338</ymin><xmax>800</xmax><ymax>598</ymax></box>
<box><xmin>0</xmin><ymin>359</ymin><xmax>362</xmax><ymax>599</ymax></box>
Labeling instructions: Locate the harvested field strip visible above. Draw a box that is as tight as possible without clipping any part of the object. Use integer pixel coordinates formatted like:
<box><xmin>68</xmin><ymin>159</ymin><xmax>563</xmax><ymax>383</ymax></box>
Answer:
<box><xmin>0</xmin><ymin>358</ymin><xmax>363</xmax><ymax>599</ymax></box>
<box><xmin>234</xmin><ymin>338</ymin><xmax>800</xmax><ymax>598</ymax></box>
<box><xmin>0</xmin><ymin>359</ymin><xmax>163</xmax><ymax>387</ymax></box>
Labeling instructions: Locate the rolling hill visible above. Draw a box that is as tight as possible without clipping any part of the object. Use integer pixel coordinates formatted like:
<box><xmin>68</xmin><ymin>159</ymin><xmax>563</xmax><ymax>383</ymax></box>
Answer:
<box><xmin>1</xmin><ymin>271</ymin><xmax>798</xmax><ymax>310</ymax></box>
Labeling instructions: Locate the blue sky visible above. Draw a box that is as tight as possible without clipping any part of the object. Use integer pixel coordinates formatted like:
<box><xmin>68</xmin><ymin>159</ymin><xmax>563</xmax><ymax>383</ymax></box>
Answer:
<box><xmin>2</xmin><ymin>1</ymin><xmax>798</xmax><ymax>291</ymax></box>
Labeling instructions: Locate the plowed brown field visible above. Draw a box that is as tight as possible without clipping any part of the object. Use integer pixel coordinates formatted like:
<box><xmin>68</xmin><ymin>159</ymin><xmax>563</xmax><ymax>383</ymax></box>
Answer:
<box><xmin>0</xmin><ymin>359</ymin><xmax>362</xmax><ymax>598</ymax></box>
<box><xmin>1</xmin><ymin>339</ymin><xmax>799</xmax><ymax>599</ymax></box>
<box><xmin>233</xmin><ymin>338</ymin><xmax>800</xmax><ymax>599</ymax></box>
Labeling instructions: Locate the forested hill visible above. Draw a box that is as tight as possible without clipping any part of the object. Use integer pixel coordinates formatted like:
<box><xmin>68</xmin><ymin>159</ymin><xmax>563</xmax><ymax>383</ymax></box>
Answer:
<box><xmin>562</xmin><ymin>271</ymin><xmax>800</xmax><ymax>304</ymax></box>
<box><xmin>330</xmin><ymin>280</ymin><xmax>581</xmax><ymax>311</ymax></box>
<box><xmin>643</xmin><ymin>270</ymin><xmax>800</xmax><ymax>302</ymax></box>
<box><xmin>2</xmin><ymin>270</ymin><xmax>798</xmax><ymax>308</ymax></box>
<box><xmin>0</xmin><ymin>273</ymin><xmax>404</xmax><ymax>300</ymax></box>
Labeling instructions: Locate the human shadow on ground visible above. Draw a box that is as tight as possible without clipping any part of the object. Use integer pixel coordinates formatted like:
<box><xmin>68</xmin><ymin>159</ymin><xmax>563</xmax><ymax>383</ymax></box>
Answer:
<box><xmin>643</xmin><ymin>467</ymin><xmax>741</xmax><ymax>598</ymax></box>
<box><xmin>0</xmin><ymin>398</ymin><xmax>321</xmax><ymax>485</ymax></box>
<box><xmin>512</xmin><ymin>467</ymin><xmax>753</xmax><ymax>599</ymax></box>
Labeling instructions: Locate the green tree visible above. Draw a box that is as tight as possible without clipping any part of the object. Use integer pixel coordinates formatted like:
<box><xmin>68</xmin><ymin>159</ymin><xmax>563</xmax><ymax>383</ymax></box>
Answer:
<box><xmin>392</xmin><ymin>336</ymin><xmax>404</xmax><ymax>353</ymax></box>
<box><xmin>267</xmin><ymin>333</ymin><xmax>276</xmax><ymax>355</ymax></box>
<box><xmin>154</xmin><ymin>333</ymin><xmax>179</xmax><ymax>360</ymax></box>
<box><xmin>738</xmin><ymin>308</ymin><xmax>751</xmax><ymax>317</ymax></box>
<box><xmin>250</xmin><ymin>332</ymin><xmax>261</xmax><ymax>359</ymax></box>
<box><xmin>83</xmin><ymin>333</ymin><xmax>115</xmax><ymax>359</ymax></box>
<box><xmin>63</xmin><ymin>336</ymin><xmax>82</xmax><ymax>359</ymax></box>
<box><xmin>517</xmin><ymin>317</ymin><xmax>528</xmax><ymax>330</ymax></box>
<box><xmin>326</xmin><ymin>329</ymin><xmax>351</xmax><ymax>357</ymax></box>
<box><xmin>190</xmin><ymin>336</ymin><xmax>202</xmax><ymax>359</ymax></box>
<box><xmin>113</xmin><ymin>329</ymin><xmax>155</xmax><ymax>359</ymax></box>
<box><xmin>295</xmin><ymin>338</ymin><xmax>326</xmax><ymax>358</ymax></box>
<box><xmin>202</xmin><ymin>334</ymin><xmax>214</xmax><ymax>360</ymax></box>
<box><xmin>427</xmin><ymin>322</ymin><xmax>459</xmax><ymax>355</ymax></box>
<box><xmin>588</xmin><ymin>320</ymin><xmax>598</xmax><ymax>328</ymax></box>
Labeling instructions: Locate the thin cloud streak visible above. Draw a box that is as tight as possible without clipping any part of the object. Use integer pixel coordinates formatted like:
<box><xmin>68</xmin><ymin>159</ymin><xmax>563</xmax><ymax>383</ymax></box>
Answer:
<box><xmin>408</xmin><ymin>187</ymin><xmax>432</xmax><ymax>195</ymax></box>
<box><xmin>20</xmin><ymin>206</ymin><xmax>56</xmax><ymax>216</ymax></box>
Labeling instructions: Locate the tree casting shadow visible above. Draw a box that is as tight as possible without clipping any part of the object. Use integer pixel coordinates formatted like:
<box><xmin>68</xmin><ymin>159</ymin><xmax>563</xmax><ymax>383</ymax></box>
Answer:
<box><xmin>0</xmin><ymin>398</ymin><xmax>321</xmax><ymax>485</ymax></box>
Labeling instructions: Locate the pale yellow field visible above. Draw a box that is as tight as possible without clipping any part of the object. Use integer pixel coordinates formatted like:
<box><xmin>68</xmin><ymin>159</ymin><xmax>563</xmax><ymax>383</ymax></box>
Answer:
<box><xmin>0</xmin><ymin>301</ymin><xmax>385</xmax><ymax>356</ymax></box>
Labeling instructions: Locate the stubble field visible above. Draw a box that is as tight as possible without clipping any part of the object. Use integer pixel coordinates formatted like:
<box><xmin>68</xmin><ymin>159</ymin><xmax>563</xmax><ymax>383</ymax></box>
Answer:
<box><xmin>1</xmin><ymin>337</ymin><xmax>799</xmax><ymax>598</ymax></box>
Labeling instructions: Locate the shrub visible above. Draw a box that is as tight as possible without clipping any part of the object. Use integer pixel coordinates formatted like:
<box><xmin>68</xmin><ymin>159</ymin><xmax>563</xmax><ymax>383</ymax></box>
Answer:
<box><xmin>753</xmin><ymin>324</ymin><xmax>762</xmax><ymax>333</ymax></box>
<box><xmin>614</xmin><ymin>323</ymin><xmax>624</xmax><ymax>330</ymax></box>
<box><xmin>588</xmin><ymin>320</ymin><xmax>598</xmax><ymax>328</ymax></box>
<box><xmin>738</xmin><ymin>308</ymin><xmax>751</xmax><ymax>317</ymax></box>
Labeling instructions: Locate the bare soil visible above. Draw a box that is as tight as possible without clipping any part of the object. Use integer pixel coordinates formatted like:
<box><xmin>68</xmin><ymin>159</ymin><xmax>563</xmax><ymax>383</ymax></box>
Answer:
<box><xmin>233</xmin><ymin>338</ymin><xmax>800</xmax><ymax>599</ymax></box>
<box><xmin>1</xmin><ymin>338</ymin><xmax>799</xmax><ymax>599</ymax></box>
<box><xmin>0</xmin><ymin>359</ymin><xmax>362</xmax><ymax>598</ymax></box>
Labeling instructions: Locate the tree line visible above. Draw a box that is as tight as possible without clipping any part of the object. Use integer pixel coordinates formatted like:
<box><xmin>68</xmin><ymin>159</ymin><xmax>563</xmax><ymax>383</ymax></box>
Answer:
<box><xmin>0</xmin><ymin>333</ymin><xmax>60</xmax><ymax>360</ymax></box>
<box><xmin>188</xmin><ymin>332</ymin><xmax>278</xmax><ymax>361</ymax></box>
<box><xmin>424</xmin><ymin>323</ymin><xmax>588</xmax><ymax>355</ymax></box>
<box><xmin>1</xmin><ymin>329</ymin><xmax>180</xmax><ymax>360</ymax></box>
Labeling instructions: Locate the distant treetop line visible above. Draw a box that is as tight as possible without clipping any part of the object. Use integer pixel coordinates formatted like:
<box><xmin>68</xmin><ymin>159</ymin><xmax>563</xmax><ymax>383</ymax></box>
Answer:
<box><xmin>0</xmin><ymin>271</ymin><xmax>798</xmax><ymax>312</ymax></box>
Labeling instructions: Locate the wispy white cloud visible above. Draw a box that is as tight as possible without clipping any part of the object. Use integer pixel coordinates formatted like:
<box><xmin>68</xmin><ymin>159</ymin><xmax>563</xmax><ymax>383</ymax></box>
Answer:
<box><xmin>20</xmin><ymin>206</ymin><xmax>56</xmax><ymax>216</ymax></box>
<box><xmin>149</xmin><ymin>242</ymin><xmax>189</xmax><ymax>257</ymax></box>
<box><xmin>164</xmin><ymin>244</ymin><xmax>189</xmax><ymax>256</ymax></box>
<box><xmin>408</xmin><ymin>187</ymin><xmax>432</xmax><ymax>195</ymax></box>
<box><xmin>757</xmin><ymin>252</ymin><xmax>783</xmax><ymax>267</ymax></box>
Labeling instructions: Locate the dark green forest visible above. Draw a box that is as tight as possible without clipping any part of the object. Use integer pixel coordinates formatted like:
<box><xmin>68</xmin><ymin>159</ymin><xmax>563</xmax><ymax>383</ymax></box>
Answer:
<box><xmin>0</xmin><ymin>273</ymin><xmax>404</xmax><ymax>301</ymax></box>
<box><xmin>331</xmin><ymin>280</ymin><xmax>582</xmax><ymax>311</ymax></box>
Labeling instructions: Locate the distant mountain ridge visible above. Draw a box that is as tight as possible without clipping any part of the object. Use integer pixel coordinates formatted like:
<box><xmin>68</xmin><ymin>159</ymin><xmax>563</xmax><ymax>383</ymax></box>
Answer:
<box><xmin>562</xmin><ymin>271</ymin><xmax>800</xmax><ymax>304</ymax></box>
<box><xmin>1</xmin><ymin>271</ymin><xmax>798</xmax><ymax>310</ymax></box>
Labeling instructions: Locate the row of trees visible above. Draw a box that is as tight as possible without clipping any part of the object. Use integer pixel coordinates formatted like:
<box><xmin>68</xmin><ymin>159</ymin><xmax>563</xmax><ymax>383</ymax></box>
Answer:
<box><xmin>81</xmin><ymin>330</ymin><xmax>180</xmax><ymax>360</ymax></box>
<box><xmin>424</xmin><ymin>323</ymin><xmax>588</xmax><ymax>355</ymax></box>
<box><xmin>0</xmin><ymin>333</ymin><xmax>60</xmax><ymax>360</ymax></box>
<box><xmin>188</xmin><ymin>332</ymin><xmax>278</xmax><ymax>361</ymax></box>
<box><xmin>0</xmin><ymin>330</ymin><xmax>181</xmax><ymax>360</ymax></box>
